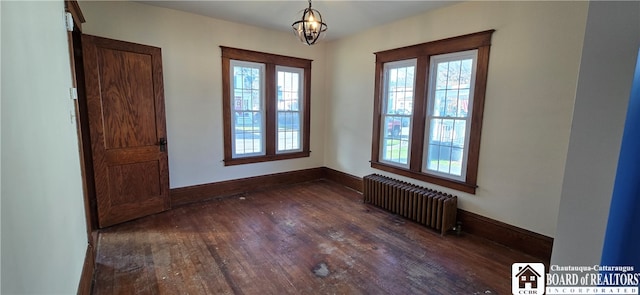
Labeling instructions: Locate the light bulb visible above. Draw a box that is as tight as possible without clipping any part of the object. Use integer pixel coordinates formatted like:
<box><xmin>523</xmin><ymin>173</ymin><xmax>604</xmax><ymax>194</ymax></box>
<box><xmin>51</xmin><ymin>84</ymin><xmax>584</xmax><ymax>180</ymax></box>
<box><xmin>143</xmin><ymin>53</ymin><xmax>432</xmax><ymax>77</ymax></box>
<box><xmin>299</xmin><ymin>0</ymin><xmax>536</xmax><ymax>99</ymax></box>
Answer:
<box><xmin>308</xmin><ymin>14</ymin><xmax>318</xmax><ymax>30</ymax></box>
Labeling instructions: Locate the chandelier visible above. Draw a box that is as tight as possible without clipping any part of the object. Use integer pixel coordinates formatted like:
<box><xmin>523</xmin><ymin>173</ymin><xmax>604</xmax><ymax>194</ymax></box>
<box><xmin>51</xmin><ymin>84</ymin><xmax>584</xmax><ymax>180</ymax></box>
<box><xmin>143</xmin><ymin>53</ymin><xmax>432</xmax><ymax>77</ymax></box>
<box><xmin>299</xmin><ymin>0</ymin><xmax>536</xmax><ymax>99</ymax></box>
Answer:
<box><xmin>291</xmin><ymin>0</ymin><xmax>328</xmax><ymax>45</ymax></box>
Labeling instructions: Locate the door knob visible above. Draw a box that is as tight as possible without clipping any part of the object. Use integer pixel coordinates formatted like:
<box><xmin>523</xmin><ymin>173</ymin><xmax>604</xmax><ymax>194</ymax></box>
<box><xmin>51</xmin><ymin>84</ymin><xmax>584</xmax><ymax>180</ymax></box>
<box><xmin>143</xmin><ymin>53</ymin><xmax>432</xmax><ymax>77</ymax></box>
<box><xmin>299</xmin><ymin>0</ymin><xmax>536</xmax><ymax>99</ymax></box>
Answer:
<box><xmin>159</xmin><ymin>137</ymin><xmax>167</xmax><ymax>152</ymax></box>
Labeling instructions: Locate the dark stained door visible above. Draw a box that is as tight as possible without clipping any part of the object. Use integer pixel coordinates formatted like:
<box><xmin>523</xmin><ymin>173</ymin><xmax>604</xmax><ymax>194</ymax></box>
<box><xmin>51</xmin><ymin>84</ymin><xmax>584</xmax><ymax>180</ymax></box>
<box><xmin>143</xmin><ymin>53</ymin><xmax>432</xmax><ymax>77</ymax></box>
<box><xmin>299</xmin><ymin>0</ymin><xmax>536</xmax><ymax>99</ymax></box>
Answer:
<box><xmin>82</xmin><ymin>35</ymin><xmax>170</xmax><ymax>228</ymax></box>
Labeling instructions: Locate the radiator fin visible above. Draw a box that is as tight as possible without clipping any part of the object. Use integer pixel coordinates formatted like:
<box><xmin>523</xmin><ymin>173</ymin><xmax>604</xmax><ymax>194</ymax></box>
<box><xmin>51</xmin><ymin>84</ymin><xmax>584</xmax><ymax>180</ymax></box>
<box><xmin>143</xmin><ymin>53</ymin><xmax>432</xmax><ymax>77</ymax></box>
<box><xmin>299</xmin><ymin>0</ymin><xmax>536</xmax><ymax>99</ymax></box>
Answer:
<box><xmin>363</xmin><ymin>174</ymin><xmax>458</xmax><ymax>235</ymax></box>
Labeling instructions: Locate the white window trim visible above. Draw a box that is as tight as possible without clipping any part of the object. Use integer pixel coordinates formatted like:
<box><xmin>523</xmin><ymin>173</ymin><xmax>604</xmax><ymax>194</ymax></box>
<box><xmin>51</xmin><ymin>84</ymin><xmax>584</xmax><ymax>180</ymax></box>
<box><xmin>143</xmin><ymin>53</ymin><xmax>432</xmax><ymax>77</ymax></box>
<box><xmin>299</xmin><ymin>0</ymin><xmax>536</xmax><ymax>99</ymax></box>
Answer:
<box><xmin>379</xmin><ymin>58</ymin><xmax>417</xmax><ymax>169</ymax></box>
<box><xmin>422</xmin><ymin>50</ymin><xmax>478</xmax><ymax>181</ymax></box>
<box><xmin>230</xmin><ymin>59</ymin><xmax>266</xmax><ymax>158</ymax></box>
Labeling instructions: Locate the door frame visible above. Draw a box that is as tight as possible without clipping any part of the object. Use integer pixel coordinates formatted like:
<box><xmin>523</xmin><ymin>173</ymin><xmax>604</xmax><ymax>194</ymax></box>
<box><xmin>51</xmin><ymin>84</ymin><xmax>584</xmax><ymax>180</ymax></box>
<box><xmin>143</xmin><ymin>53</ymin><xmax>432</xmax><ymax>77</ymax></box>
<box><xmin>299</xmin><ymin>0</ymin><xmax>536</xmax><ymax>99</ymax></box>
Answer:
<box><xmin>65</xmin><ymin>1</ymin><xmax>99</xmax><ymax>294</ymax></box>
<box><xmin>65</xmin><ymin>0</ymin><xmax>99</xmax><ymax>249</ymax></box>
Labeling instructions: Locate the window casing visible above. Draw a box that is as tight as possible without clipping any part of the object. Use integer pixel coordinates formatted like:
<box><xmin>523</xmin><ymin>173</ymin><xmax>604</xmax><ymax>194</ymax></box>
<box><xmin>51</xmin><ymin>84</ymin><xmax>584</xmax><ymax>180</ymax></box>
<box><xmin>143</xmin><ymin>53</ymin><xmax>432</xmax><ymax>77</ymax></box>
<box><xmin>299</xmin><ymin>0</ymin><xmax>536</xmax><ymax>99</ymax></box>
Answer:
<box><xmin>371</xmin><ymin>30</ymin><xmax>494</xmax><ymax>194</ymax></box>
<box><xmin>222</xmin><ymin>47</ymin><xmax>312</xmax><ymax>165</ymax></box>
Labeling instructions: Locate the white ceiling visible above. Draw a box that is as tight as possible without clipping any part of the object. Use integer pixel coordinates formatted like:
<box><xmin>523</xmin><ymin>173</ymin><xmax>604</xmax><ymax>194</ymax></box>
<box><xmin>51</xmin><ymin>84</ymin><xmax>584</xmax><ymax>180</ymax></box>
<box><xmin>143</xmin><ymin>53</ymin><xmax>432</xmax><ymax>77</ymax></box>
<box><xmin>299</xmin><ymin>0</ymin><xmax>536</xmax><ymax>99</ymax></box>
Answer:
<box><xmin>137</xmin><ymin>1</ymin><xmax>457</xmax><ymax>41</ymax></box>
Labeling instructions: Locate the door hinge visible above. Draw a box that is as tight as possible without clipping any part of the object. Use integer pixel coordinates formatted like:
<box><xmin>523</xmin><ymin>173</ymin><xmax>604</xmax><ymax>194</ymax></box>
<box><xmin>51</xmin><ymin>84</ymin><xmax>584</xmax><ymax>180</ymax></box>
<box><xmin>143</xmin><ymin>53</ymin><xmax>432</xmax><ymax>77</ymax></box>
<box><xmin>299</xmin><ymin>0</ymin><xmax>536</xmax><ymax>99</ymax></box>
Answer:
<box><xmin>70</xmin><ymin>87</ymin><xmax>78</xmax><ymax>100</ymax></box>
<box><xmin>64</xmin><ymin>11</ymin><xmax>74</xmax><ymax>32</ymax></box>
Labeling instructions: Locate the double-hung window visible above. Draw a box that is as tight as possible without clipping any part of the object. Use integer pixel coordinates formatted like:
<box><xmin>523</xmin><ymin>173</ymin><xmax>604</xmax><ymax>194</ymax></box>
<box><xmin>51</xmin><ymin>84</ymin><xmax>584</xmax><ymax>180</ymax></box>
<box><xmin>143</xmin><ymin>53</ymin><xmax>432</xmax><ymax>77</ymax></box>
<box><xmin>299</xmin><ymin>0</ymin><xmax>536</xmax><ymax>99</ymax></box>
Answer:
<box><xmin>424</xmin><ymin>50</ymin><xmax>477</xmax><ymax>181</ymax></box>
<box><xmin>276</xmin><ymin>66</ymin><xmax>303</xmax><ymax>153</ymax></box>
<box><xmin>371</xmin><ymin>31</ymin><xmax>494</xmax><ymax>194</ymax></box>
<box><xmin>380</xmin><ymin>59</ymin><xmax>416</xmax><ymax>168</ymax></box>
<box><xmin>222</xmin><ymin>47</ymin><xmax>311</xmax><ymax>165</ymax></box>
<box><xmin>230</xmin><ymin>60</ymin><xmax>265</xmax><ymax>158</ymax></box>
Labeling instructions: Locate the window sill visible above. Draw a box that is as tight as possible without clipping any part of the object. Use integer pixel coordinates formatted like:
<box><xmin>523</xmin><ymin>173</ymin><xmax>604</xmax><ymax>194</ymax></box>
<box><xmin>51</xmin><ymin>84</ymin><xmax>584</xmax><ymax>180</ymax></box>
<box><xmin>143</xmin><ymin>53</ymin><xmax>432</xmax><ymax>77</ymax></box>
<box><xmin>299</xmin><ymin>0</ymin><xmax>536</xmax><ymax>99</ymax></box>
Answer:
<box><xmin>370</xmin><ymin>161</ymin><xmax>477</xmax><ymax>194</ymax></box>
<box><xmin>224</xmin><ymin>151</ymin><xmax>310</xmax><ymax>166</ymax></box>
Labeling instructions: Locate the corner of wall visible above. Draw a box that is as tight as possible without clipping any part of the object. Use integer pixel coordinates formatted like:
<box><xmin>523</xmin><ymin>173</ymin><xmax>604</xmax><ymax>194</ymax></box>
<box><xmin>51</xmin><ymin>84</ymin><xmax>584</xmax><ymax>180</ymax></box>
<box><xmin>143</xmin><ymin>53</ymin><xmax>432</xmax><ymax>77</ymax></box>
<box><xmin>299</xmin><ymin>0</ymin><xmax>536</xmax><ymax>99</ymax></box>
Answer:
<box><xmin>552</xmin><ymin>1</ymin><xmax>640</xmax><ymax>267</ymax></box>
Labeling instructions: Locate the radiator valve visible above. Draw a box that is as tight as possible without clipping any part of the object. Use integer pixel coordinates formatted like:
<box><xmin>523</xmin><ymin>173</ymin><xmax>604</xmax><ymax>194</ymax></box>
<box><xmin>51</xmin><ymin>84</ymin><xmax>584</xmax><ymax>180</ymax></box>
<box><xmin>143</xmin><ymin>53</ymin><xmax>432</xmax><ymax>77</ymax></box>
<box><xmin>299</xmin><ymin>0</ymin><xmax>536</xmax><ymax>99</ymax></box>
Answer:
<box><xmin>454</xmin><ymin>221</ymin><xmax>463</xmax><ymax>235</ymax></box>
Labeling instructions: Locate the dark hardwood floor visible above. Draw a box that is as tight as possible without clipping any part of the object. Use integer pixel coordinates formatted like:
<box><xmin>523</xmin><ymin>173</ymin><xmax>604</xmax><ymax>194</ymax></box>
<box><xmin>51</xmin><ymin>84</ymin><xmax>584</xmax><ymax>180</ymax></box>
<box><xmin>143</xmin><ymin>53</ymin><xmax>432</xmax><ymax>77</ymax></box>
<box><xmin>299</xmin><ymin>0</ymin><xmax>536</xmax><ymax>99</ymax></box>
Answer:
<box><xmin>93</xmin><ymin>180</ymin><xmax>542</xmax><ymax>294</ymax></box>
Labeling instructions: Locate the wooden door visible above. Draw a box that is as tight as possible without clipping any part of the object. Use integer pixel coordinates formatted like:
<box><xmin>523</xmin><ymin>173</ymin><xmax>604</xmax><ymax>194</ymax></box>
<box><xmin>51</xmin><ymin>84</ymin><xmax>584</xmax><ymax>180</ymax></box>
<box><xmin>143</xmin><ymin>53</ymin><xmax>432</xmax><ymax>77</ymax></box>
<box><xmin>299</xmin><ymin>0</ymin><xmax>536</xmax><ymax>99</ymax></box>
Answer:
<box><xmin>82</xmin><ymin>35</ymin><xmax>170</xmax><ymax>228</ymax></box>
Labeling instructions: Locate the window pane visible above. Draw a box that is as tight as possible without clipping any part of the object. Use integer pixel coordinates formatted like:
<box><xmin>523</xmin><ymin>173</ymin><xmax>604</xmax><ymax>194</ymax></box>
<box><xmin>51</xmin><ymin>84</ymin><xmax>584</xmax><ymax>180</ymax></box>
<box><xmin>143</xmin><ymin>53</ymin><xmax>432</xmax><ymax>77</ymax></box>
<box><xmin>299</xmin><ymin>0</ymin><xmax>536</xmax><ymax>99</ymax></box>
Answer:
<box><xmin>427</xmin><ymin>144</ymin><xmax>439</xmax><ymax>170</ymax></box>
<box><xmin>381</xmin><ymin>60</ymin><xmax>415</xmax><ymax>167</ymax></box>
<box><xmin>433</xmin><ymin>58</ymin><xmax>474</xmax><ymax>118</ymax></box>
<box><xmin>386</xmin><ymin>65</ymin><xmax>414</xmax><ymax>115</ymax></box>
<box><xmin>460</xmin><ymin>59</ymin><xmax>473</xmax><ymax>87</ymax></box>
<box><xmin>445</xmin><ymin>89</ymin><xmax>459</xmax><ymax>117</ymax></box>
<box><xmin>232</xmin><ymin>62</ymin><xmax>264</xmax><ymax>157</ymax></box>
<box><xmin>426</xmin><ymin>145</ymin><xmax>463</xmax><ymax>176</ymax></box>
<box><xmin>433</xmin><ymin>90</ymin><xmax>446</xmax><ymax>117</ymax></box>
<box><xmin>436</xmin><ymin>63</ymin><xmax>448</xmax><ymax>90</ymax></box>
<box><xmin>446</xmin><ymin>60</ymin><xmax>461</xmax><ymax>89</ymax></box>
<box><xmin>452</xmin><ymin>120</ymin><xmax>466</xmax><ymax>148</ymax></box>
<box><xmin>438</xmin><ymin>145</ymin><xmax>452</xmax><ymax>172</ymax></box>
<box><xmin>424</xmin><ymin>49</ymin><xmax>476</xmax><ymax>180</ymax></box>
<box><xmin>440</xmin><ymin>119</ymin><xmax>455</xmax><ymax>144</ymax></box>
<box><xmin>234</xmin><ymin>111</ymin><xmax>262</xmax><ymax>155</ymax></box>
<box><xmin>426</xmin><ymin>118</ymin><xmax>466</xmax><ymax>176</ymax></box>
<box><xmin>458</xmin><ymin>89</ymin><xmax>470</xmax><ymax>117</ymax></box>
<box><xmin>277</xmin><ymin>67</ymin><xmax>303</xmax><ymax>153</ymax></box>
<box><xmin>427</xmin><ymin>143</ymin><xmax>461</xmax><ymax>174</ymax></box>
<box><xmin>389</xmin><ymin>68</ymin><xmax>397</xmax><ymax>87</ymax></box>
<box><xmin>427</xmin><ymin>118</ymin><xmax>464</xmax><ymax>174</ymax></box>
<box><xmin>277</xmin><ymin>112</ymin><xmax>300</xmax><ymax>151</ymax></box>
<box><xmin>382</xmin><ymin>116</ymin><xmax>409</xmax><ymax>165</ymax></box>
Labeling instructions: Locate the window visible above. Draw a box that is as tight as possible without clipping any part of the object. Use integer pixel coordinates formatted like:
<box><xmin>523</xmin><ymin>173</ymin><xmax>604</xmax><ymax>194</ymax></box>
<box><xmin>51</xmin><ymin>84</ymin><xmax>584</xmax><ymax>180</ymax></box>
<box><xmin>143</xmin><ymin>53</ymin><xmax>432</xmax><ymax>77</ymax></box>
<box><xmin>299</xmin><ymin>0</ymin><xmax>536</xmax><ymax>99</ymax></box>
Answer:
<box><xmin>380</xmin><ymin>59</ymin><xmax>416</xmax><ymax>168</ymax></box>
<box><xmin>371</xmin><ymin>30</ymin><xmax>494</xmax><ymax>194</ymax></box>
<box><xmin>424</xmin><ymin>50</ymin><xmax>477</xmax><ymax>181</ymax></box>
<box><xmin>276</xmin><ymin>66</ymin><xmax>303</xmax><ymax>153</ymax></box>
<box><xmin>230</xmin><ymin>60</ymin><xmax>265</xmax><ymax>158</ymax></box>
<box><xmin>221</xmin><ymin>47</ymin><xmax>311</xmax><ymax>165</ymax></box>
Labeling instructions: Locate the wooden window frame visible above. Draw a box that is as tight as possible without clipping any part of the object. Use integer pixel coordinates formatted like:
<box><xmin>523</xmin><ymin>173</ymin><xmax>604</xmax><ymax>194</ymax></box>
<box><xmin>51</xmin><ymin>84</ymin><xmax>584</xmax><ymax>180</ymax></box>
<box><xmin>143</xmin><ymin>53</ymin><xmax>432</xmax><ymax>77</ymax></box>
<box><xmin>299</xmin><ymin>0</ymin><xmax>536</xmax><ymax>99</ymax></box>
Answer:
<box><xmin>221</xmin><ymin>47</ymin><xmax>312</xmax><ymax>166</ymax></box>
<box><xmin>370</xmin><ymin>30</ymin><xmax>494</xmax><ymax>194</ymax></box>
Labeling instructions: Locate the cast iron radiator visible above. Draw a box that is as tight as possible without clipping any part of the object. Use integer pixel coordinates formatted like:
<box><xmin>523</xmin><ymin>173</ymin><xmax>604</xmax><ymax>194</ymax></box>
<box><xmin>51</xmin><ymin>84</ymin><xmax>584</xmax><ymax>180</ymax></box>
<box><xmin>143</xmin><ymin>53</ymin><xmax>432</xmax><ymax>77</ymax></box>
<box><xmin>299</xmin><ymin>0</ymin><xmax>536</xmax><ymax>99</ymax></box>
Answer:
<box><xmin>363</xmin><ymin>174</ymin><xmax>458</xmax><ymax>235</ymax></box>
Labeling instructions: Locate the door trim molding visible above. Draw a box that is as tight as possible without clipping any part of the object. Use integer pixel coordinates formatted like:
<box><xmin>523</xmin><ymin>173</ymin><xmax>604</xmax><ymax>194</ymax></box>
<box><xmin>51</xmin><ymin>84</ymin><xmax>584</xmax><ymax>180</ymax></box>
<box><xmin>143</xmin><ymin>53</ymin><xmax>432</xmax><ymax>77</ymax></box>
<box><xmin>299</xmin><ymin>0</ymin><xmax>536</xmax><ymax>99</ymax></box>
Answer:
<box><xmin>77</xmin><ymin>245</ymin><xmax>95</xmax><ymax>295</ymax></box>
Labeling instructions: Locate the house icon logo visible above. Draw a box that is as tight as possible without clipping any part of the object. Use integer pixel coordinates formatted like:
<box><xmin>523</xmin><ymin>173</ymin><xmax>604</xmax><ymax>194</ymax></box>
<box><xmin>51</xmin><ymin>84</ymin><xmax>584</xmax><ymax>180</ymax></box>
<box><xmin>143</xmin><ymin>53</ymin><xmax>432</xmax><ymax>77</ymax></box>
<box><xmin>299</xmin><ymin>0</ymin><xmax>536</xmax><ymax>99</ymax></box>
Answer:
<box><xmin>512</xmin><ymin>263</ymin><xmax>545</xmax><ymax>294</ymax></box>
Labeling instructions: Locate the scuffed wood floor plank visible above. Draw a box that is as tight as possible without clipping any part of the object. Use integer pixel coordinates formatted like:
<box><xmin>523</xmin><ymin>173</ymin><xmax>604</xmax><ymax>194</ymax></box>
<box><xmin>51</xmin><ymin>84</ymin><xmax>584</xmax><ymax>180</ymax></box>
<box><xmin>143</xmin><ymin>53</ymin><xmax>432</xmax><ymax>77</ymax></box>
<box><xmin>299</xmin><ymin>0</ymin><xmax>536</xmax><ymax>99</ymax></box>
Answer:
<box><xmin>93</xmin><ymin>180</ymin><xmax>542</xmax><ymax>294</ymax></box>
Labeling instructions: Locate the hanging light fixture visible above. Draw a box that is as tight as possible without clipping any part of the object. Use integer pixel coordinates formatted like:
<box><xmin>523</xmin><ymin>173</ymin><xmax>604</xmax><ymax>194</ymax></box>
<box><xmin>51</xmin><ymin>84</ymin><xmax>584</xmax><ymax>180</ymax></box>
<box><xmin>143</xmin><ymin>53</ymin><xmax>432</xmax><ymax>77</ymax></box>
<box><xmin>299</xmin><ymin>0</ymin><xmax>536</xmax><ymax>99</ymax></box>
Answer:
<box><xmin>291</xmin><ymin>0</ymin><xmax>328</xmax><ymax>46</ymax></box>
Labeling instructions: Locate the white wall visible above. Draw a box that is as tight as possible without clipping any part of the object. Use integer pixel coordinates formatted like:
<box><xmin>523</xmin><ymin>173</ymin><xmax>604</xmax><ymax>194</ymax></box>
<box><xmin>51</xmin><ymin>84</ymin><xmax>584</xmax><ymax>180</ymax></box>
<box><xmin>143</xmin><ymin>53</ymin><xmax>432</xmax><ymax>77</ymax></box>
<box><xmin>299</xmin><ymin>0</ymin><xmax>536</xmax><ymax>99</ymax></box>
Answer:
<box><xmin>325</xmin><ymin>1</ymin><xmax>588</xmax><ymax>237</ymax></box>
<box><xmin>80</xmin><ymin>1</ymin><xmax>592</xmax><ymax>238</ymax></box>
<box><xmin>1</xmin><ymin>1</ymin><xmax>88</xmax><ymax>293</ymax></box>
<box><xmin>79</xmin><ymin>1</ymin><xmax>327</xmax><ymax>189</ymax></box>
<box><xmin>552</xmin><ymin>1</ymin><xmax>640</xmax><ymax>267</ymax></box>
